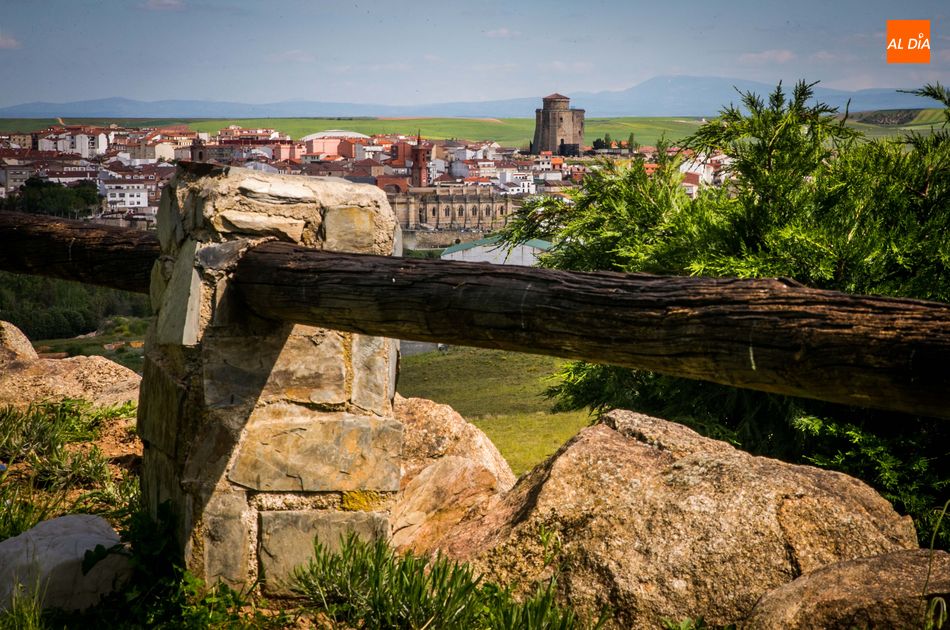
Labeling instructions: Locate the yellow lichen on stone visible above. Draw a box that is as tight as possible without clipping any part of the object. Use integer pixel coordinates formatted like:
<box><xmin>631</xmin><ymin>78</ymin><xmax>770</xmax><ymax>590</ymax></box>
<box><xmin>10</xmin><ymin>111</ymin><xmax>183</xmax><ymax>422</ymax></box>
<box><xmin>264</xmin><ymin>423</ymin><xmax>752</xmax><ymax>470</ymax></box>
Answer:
<box><xmin>341</xmin><ymin>490</ymin><xmax>383</xmax><ymax>512</ymax></box>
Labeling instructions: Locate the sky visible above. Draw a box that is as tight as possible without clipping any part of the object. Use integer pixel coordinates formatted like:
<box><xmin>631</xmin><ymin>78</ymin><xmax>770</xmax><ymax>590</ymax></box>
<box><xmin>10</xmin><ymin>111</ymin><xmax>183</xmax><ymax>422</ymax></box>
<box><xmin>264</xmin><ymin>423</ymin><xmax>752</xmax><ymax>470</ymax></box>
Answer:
<box><xmin>0</xmin><ymin>0</ymin><xmax>947</xmax><ymax>107</ymax></box>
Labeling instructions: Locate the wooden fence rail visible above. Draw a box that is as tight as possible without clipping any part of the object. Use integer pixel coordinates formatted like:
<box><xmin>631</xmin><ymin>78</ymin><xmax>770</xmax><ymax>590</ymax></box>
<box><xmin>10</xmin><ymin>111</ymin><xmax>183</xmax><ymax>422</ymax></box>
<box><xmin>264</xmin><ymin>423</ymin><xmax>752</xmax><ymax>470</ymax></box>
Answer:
<box><xmin>3</xmin><ymin>211</ymin><xmax>949</xmax><ymax>419</ymax></box>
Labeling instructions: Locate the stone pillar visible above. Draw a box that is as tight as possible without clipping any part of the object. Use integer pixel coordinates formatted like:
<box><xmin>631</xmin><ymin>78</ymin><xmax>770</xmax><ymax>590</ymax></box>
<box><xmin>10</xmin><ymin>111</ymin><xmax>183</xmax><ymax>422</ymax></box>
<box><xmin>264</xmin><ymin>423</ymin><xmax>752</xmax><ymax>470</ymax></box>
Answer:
<box><xmin>138</xmin><ymin>165</ymin><xmax>402</xmax><ymax>595</ymax></box>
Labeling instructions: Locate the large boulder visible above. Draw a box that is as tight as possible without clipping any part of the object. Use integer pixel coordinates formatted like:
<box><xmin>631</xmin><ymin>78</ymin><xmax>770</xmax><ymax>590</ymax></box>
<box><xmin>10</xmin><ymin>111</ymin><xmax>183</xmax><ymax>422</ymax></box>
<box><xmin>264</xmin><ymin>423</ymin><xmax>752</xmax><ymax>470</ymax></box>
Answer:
<box><xmin>438</xmin><ymin>410</ymin><xmax>918</xmax><ymax>628</ymax></box>
<box><xmin>0</xmin><ymin>322</ymin><xmax>140</xmax><ymax>408</ymax></box>
<box><xmin>391</xmin><ymin>395</ymin><xmax>514</xmax><ymax>553</ymax></box>
<box><xmin>394</xmin><ymin>395</ymin><xmax>515</xmax><ymax>489</ymax></box>
<box><xmin>0</xmin><ymin>321</ymin><xmax>39</xmax><ymax>364</ymax></box>
<box><xmin>744</xmin><ymin>549</ymin><xmax>950</xmax><ymax>629</ymax></box>
<box><xmin>0</xmin><ymin>515</ymin><xmax>132</xmax><ymax>612</ymax></box>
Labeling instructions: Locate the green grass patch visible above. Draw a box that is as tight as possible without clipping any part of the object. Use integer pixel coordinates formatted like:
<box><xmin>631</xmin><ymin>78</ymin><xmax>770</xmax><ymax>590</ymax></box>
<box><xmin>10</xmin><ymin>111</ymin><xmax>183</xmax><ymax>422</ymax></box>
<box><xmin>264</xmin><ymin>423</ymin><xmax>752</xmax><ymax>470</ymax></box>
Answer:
<box><xmin>1</xmin><ymin>113</ymin><xmax>918</xmax><ymax>149</ymax></box>
<box><xmin>397</xmin><ymin>346</ymin><xmax>591</xmax><ymax>475</ymax></box>
<box><xmin>37</xmin><ymin>316</ymin><xmax>151</xmax><ymax>373</ymax></box>
<box><xmin>293</xmin><ymin>533</ymin><xmax>605</xmax><ymax>629</ymax></box>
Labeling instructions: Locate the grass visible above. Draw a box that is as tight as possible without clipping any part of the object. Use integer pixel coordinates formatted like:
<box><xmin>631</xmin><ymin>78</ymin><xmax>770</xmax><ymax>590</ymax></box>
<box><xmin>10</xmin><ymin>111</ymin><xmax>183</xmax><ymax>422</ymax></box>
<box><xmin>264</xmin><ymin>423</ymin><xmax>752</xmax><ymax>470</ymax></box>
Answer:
<box><xmin>293</xmin><ymin>532</ymin><xmax>604</xmax><ymax>630</ymax></box>
<box><xmin>397</xmin><ymin>346</ymin><xmax>591</xmax><ymax>475</ymax></box>
<box><xmin>36</xmin><ymin>316</ymin><xmax>150</xmax><ymax>373</ymax></box>
<box><xmin>2</xmin><ymin>113</ymin><xmax>922</xmax><ymax>148</ymax></box>
<box><xmin>0</xmin><ymin>400</ymin><xmax>137</xmax><ymax>542</ymax></box>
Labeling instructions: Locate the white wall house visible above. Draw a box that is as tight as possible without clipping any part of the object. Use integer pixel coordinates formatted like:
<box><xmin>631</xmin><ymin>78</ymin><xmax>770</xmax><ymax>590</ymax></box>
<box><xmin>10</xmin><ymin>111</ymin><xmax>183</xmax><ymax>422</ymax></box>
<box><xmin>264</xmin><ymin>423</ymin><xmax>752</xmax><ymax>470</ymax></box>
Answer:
<box><xmin>100</xmin><ymin>179</ymin><xmax>148</xmax><ymax>210</ymax></box>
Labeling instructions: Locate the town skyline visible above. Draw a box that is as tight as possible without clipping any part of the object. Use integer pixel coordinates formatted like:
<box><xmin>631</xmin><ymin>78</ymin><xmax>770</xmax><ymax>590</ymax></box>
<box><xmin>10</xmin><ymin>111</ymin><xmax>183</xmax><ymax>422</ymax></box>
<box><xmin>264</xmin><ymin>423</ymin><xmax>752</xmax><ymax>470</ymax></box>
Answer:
<box><xmin>0</xmin><ymin>0</ymin><xmax>947</xmax><ymax>109</ymax></box>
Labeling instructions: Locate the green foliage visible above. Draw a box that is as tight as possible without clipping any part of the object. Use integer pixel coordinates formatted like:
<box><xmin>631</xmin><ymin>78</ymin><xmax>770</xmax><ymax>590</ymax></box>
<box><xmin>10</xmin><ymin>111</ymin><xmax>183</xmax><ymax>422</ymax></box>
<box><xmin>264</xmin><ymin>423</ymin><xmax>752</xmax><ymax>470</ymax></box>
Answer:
<box><xmin>497</xmin><ymin>80</ymin><xmax>950</xmax><ymax>548</ymax></box>
<box><xmin>2</xmin><ymin>178</ymin><xmax>100</xmax><ymax>219</ymax></box>
<box><xmin>0</xmin><ymin>582</ymin><xmax>47</xmax><ymax>630</ymax></box>
<box><xmin>0</xmin><ymin>471</ymin><xmax>69</xmax><ymax>543</ymax></box>
<box><xmin>0</xmin><ymin>271</ymin><xmax>150</xmax><ymax>340</ymax></box>
<box><xmin>293</xmin><ymin>533</ymin><xmax>604</xmax><ymax>629</ymax></box>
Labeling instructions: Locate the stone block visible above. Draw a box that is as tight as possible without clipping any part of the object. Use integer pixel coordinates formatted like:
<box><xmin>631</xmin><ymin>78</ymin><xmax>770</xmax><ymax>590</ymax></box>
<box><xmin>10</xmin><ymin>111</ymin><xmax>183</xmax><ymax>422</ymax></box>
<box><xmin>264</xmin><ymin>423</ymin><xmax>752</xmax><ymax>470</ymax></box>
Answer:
<box><xmin>141</xmin><ymin>445</ymin><xmax>181</xmax><ymax>519</ymax></box>
<box><xmin>352</xmin><ymin>334</ymin><xmax>394</xmax><ymax>415</ymax></box>
<box><xmin>228</xmin><ymin>406</ymin><xmax>402</xmax><ymax>492</ymax></box>
<box><xmin>181</xmin><ymin>418</ymin><xmax>245</xmax><ymax>493</ymax></box>
<box><xmin>156</xmin><ymin>239</ymin><xmax>202</xmax><ymax>347</ymax></box>
<box><xmin>213</xmin><ymin>210</ymin><xmax>306</xmax><ymax>242</ymax></box>
<box><xmin>261</xmin><ymin>327</ymin><xmax>347</xmax><ymax>406</ymax></box>
<box><xmin>201</xmin><ymin>331</ymin><xmax>289</xmax><ymax>410</ymax></box>
<box><xmin>237</xmin><ymin>176</ymin><xmax>318</xmax><ymax>204</ymax></box>
<box><xmin>136</xmin><ymin>357</ymin><xmax>185</xmax><ymax>455</ymax></box>
<box><xmin>258</xmin><ymin>510</ymin><xmax>388</xmax><ymax>596</ymax></box>
<box><xmin>156</xmin><ymin>186</ymin><xmax>184</xmax><ymax>254</ymax></box>
<box><xmin>200</xmin><ymin>490</ymin><xmax>252</xmax><ymax>587</ymax></box>
<box><xmin>323</xmin><ymin>206</ymin><xmax>376</xmax><ymax>253</ymax></box>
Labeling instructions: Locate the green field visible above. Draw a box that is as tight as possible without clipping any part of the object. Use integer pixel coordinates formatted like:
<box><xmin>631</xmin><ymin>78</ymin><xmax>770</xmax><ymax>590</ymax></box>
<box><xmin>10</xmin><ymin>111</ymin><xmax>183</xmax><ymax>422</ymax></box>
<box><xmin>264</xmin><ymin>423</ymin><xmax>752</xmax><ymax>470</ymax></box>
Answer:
<box><xmin>2</xmin><ymin>110</ymin><xmax>941</xmax><ymax>147</ymax></box>
<box><xmin>397</xmin><ymin>346</ymin><xmax>591</xmax><ymax>475</ymax></box>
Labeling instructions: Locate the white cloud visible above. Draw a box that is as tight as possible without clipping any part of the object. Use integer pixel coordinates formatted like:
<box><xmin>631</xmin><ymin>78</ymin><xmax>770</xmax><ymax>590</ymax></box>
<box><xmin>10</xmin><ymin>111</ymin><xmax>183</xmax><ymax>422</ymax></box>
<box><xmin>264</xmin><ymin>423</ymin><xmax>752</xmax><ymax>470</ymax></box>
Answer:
<box><xmin>739</xmin><ymin>49</ymin><xmax>796</xmax><ymax>64</ymax></box>
<box><xmin>0</xmin><ymin>34</ymin><xmax>20</xmax><ymax>49</ymax></box>
<box><xmin>484</xmin><ymin>27</ymin><xmax>520</xmax><ymax>39</ymax></box>
<box><xmin>268</xmin><ymin>49</ymin><xmax>316</xmax><ymax>63</ymax></box>
<box><xmin>538</xmin><ymin>60</ymin><xmax>594</xmax><ymax>73</ymax></box>
<box><xmin>143</xmin><ymin>0</ymin><xmax>185</xmax><ymax>10</ymax></box>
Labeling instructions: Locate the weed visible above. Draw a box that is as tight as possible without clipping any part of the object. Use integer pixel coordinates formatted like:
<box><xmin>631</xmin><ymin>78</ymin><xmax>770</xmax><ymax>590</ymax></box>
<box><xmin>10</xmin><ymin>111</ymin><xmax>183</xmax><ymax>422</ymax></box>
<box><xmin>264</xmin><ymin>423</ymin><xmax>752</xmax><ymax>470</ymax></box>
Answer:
<box><xmin>924</xmin><ymin>500</ymin><xmax>950</xmax><ymax>630</ymax></box>
<box><xmin>294</xmin><ymin>532</ymin><xmax>606</xmax><ymax>629</ymax></box>
<box><xmin>0</xmin><ymin>472</ymin><xmax>69</xmax><ymax>543</ymax></box>
<box><xmin>0</xmin><ymin>582</ymin><xmax>46</xmax><ymax>630</ymax></box>
<box><xmin>31</xmin><ymin>445</ymin><xmax>111</xmax><ymax>490</ymax></box>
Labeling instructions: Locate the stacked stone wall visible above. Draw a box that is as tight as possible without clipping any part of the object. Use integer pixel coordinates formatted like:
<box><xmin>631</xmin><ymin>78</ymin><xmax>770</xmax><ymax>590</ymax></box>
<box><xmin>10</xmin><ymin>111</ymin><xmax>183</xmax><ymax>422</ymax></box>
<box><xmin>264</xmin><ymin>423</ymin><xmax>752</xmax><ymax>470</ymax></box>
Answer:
<box><xmin>138</xmin><ymin>165</ymin><xmax>401</xmax><ymax>594</ymax></box>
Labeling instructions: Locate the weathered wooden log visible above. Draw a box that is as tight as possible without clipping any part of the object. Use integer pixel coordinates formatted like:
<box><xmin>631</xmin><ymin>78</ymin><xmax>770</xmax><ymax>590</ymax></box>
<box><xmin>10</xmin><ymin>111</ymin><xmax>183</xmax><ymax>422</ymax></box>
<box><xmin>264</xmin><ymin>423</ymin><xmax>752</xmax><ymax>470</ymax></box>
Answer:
<box><xmin>233</xmin><ymin>241</ymin><xmax>950</xmax><ymax>419</ymax></box>
<box><xmin>1</xmin><ymin>213</ymin><xmax>948</xmax><ymax>418</ymax></box>
<box><xmin>0</xmin><ymin>212</ymin><xmax>158</xmax><ymax>293</ymax></box>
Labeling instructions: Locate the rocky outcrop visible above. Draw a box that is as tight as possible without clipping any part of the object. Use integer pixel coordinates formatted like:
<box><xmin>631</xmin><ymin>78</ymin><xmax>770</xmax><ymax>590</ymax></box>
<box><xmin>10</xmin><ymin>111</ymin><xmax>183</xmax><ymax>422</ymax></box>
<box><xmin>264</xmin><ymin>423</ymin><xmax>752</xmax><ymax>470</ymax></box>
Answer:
<box><xmin>0</xmin><ymin>321</ymin><xmax>38</xmax><ymax>363</ymax></box>
<box><xmin>0</xmin><ymin>351</ymin><xmax>141</xmax><ymax>409</ymax></box>
<box><xmin>0</xmin><ymin>515</ymin><xmax>131</xmax><ymax>612</ymax></box>
<box><xmin>394</xmin><ymin>395</ymin><xmax>515</xmax><ymax>489</ymax></box>
<box><xmin>438</xmin><ymin>410</ymin><xmax>918</xmax><ymax>629</ymax></box>
<box><xmin>745</xmin><ymin>549</ymin><xmax>950</xmax><ymax>630</ymax></box>
<box><xmin>0</xmin><ymin>321</ymin><xmax>140</xmax><ymax>408</ymax></box>
<box><xmin>390</xmin><ymin>395</ymin><xmax>515</xmax><ymax>553</ymax></box>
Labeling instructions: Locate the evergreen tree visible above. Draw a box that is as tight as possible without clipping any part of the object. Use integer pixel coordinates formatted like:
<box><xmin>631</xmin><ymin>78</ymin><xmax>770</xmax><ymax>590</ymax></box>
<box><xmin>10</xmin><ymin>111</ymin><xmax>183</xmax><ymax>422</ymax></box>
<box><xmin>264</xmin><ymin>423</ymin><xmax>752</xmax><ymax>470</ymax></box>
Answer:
<box><xmin>497</xmin><ymin>80</ymin><xmax>950</xmax><ymax>548</ymax></box>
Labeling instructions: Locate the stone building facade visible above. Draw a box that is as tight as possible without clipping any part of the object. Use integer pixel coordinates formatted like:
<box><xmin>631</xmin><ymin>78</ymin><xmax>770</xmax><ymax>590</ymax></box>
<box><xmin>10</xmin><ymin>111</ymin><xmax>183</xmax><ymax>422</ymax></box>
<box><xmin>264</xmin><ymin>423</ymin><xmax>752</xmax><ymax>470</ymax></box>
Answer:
<box><xmin>387</xmin><ymin>186</ymin><xmax>520</xmax><ymax>231</ymax></box>
<box><xmin>531</xmin><ymin>93</ymin><xmax>585</xmax><ymax>156</ymax></box>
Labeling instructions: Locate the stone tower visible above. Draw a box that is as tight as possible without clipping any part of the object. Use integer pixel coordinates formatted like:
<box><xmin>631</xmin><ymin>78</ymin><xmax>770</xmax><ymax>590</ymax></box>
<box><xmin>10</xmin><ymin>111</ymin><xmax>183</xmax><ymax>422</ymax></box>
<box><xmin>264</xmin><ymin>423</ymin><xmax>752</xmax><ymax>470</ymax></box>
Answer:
<box><xmin>531</xmin><ymin>93</ymin><xmax>585</xmax><ymax>156</ymax></box>
<box><xmin>410</xmin><ymin>132</ymin><xmax>430</xmax><ymax>187</ymax></box>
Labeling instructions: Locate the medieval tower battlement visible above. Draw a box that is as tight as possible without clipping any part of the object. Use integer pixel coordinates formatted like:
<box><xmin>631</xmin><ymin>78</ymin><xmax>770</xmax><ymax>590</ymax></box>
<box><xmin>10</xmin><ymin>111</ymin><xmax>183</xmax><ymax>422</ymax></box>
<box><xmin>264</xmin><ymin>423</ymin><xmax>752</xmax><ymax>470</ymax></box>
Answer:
<box><xmin>531</xmin><ymin>93</ymin><xmax>585</xmax><ymax>156</ymax></box>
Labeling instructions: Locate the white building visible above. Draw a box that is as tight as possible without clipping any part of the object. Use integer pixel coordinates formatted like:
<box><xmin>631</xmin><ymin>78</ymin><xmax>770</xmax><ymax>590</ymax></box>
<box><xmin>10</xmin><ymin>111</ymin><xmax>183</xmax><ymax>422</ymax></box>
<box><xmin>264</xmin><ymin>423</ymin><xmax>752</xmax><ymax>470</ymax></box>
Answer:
<box><xmin>99</xmin><ymin>179</ymin><xmax>148</xmax><ymax>210</ymax></box>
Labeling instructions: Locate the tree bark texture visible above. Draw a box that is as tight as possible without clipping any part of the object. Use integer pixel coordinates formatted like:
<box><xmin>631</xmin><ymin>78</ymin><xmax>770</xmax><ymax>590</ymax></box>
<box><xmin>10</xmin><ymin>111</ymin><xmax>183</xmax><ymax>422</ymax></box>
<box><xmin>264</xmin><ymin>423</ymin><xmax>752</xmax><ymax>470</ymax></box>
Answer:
<box><xmin>234</xmin><ymin>241</ymin><xmax>950</xmax><ymax>419</ymax></box>
<box><xmin>0</xmin><ymin>212</ymin><xmax>158</xmax><ymax>293</ymax></box>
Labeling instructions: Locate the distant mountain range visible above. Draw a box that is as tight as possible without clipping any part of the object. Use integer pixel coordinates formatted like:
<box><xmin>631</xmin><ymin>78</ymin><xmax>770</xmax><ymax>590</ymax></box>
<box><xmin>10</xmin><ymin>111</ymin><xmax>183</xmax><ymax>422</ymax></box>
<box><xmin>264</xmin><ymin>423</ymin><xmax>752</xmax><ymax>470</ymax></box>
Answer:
<box><xmin>0</xmin><ymin>75</ymin><xmax>942</xmax><ymax>119</ymax></box>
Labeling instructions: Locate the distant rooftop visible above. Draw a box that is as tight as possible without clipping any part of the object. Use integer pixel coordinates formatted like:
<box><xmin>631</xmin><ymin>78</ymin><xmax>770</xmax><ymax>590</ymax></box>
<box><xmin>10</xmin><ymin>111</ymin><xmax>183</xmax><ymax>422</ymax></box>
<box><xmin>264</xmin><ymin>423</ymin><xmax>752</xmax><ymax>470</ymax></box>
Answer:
<box><xmin>543</xmin><ymin>93</ymin><xmax>570</xmax><ymax>100</ymax></box>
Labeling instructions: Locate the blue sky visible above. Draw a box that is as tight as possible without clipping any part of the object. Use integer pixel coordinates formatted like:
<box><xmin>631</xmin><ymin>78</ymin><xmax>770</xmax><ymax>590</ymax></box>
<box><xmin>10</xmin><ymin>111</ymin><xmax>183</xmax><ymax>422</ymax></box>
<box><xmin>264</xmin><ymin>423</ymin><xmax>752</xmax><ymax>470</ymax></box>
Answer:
<box><xmin>0</xmin><ymin>0</ymin><xmax>946</xmax><ymax>106</ymax></box>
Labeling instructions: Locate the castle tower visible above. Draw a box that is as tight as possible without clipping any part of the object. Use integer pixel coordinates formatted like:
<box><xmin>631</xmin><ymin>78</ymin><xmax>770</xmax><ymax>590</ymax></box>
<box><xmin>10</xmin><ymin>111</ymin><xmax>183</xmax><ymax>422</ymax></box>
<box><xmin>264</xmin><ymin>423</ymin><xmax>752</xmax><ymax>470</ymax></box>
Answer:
<box><xmin>410</xmin><ymin>132</ymin><xmax>430</xmax><ymax>187</ymax></box>
<box><xmin>531</xmin><ymin>93</ymin><xmax>585</xmax><ymax>156</ymax></box>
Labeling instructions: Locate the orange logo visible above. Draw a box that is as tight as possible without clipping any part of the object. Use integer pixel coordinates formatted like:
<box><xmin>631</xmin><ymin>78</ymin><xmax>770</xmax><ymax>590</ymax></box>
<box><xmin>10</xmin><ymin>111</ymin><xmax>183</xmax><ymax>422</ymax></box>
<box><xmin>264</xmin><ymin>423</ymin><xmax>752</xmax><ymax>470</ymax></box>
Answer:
<box><xmin>886</xmin><ymin>20</ymin><xmax>931</xmax><ymax>64</ymax></box>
